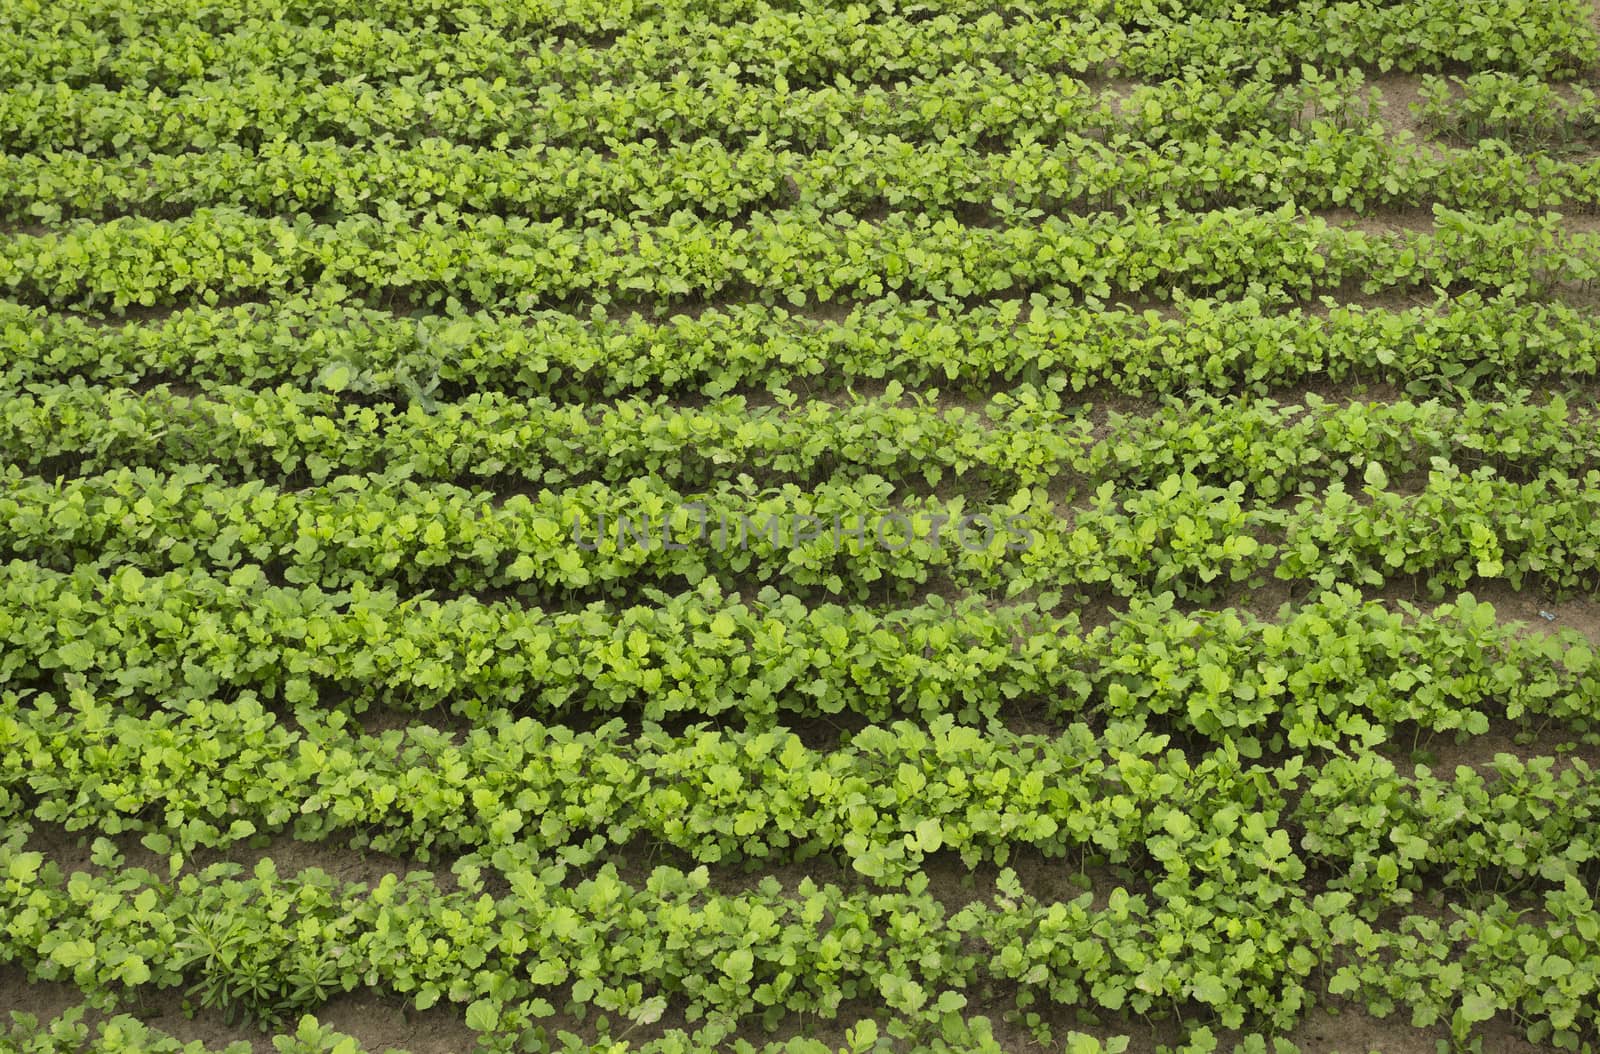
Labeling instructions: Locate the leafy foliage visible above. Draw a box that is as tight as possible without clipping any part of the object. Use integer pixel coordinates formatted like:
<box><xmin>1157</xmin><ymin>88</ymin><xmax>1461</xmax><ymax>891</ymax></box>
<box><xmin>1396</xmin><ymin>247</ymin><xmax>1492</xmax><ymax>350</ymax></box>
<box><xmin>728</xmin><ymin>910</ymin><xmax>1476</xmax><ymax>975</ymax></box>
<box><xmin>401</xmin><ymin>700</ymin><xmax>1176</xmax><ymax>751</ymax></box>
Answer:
<box><xmin>4</xmin><ymin>0</ymin><xmax>1600</xmax><ymax>1048</ymax></box>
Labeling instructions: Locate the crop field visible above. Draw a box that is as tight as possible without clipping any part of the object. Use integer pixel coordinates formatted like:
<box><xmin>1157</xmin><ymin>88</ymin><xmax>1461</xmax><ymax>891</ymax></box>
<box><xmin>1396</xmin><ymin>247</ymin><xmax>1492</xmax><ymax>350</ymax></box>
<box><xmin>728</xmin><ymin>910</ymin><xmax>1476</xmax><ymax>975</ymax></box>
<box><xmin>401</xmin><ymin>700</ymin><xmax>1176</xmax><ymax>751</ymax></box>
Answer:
<box><xmin>7</xmin><ymin>0</ymin><xmax>1600</xmax><ymax>1052</ymax></box>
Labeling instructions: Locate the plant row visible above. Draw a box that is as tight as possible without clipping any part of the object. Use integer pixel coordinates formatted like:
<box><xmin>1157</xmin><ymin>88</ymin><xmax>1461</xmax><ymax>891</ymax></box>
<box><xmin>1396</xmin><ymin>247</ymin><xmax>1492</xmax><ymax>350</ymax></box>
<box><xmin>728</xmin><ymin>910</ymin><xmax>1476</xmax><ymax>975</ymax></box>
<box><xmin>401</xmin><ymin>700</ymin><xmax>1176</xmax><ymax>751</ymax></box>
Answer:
<box><xmin>0</xmin><ymin>1002</ymin><xmax>1071</xmax><ymax>1054</ymax></box>
<box><xmin>0</xmin><ymin>67</ymin><xmax>1376</xmax><ymax>157</ymax></box>
<box><xmin>1417</xmin><ymin>71</ymin><xmax>1600</xmax><ymax>148</ymax></box>
<box><xmin>1301</xmin><ymin>752</ymin><xmax>1600</xmax><ymax>902</ymax></box>
<box><xmin>5</xmin><ymin>688</ymin><xmax>1597</xmax><ymax>898</ymax></box>
<box><xmin>3</xmin><ymin>292</ymin><xmax>1595</xmax><ymax>400</ymax></box>
<box><xmin>0</xmin><ymin>9</ymin><xmax>1350</xmax><ymax>91</ymax></box>
<box><xmin>5</xmin><ymin>461</ymin><xmax>1600</xmax><ymax>599</ymax></box>
<box><xmin>2</xmin><ymin>204</ymin><xmax>1589</xmax><ymax>313</ymax></box>
<box><xmin>0</xmin><ymin>0</ymin><xmax>1335</xmax><ymax>42</ymax></box>
<box><xmin>8</xmin><ymin>125</ymin><xmax>1600</xmax><ymax>227</ymax></box>
<box><xmin>1325</xmin><ymin>880</ymin><xmax>1600</xmax><ymax>1050</ymax></box>
<box><xmin>0</xmin><ymin>700</ymin><xmax>1268</xmax><ymax>882</ymax></box>
<box><xmin>3</xmin><ymin>563</ymin><xmax>1595</xmax><ymax>747</ymax></box>
<box><xmin>5</xmin><ymin>0</ymin><xmax>1591</xmax><ymax>95</ymax></box>
<box><xmin>2</xmin><ymin>832</ymin><xmax>1597</xmax><ymax>1051</ymax></box>
<box><xmin>1</xmin><ymin>11</ymin><xmax>1132</xmax><ymax>92</ymax></box>
<box><xmin>4</xmin><ymin>381</ymin><xmax>1595</xmax><ymax>500</ymax></box>
<box><xmin>0</xmin><ymin>1007</ymin><xmax>393</xmax><ymax>1054</ymax></box>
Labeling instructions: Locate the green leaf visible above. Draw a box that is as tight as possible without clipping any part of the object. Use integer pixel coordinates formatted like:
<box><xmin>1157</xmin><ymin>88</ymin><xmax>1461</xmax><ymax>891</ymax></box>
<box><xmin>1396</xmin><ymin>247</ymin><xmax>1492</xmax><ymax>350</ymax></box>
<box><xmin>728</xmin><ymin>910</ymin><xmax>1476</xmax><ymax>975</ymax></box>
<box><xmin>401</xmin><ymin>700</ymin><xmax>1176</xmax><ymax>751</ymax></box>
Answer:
<box><xmin>1459</xmin><ymin>987</ymin><xmax>1498</xmax><ymax>1024</ymax></box>
<box><xmin>847</xmin><ymin>1020</ymin><xmax>879</xmax><ymax>1053</ymax></box>
<box><xmin>121</xmin><ymin>957</ymin><xmax>151</xmax><ymax>985</ymax></box>
<box><xmin>50</xmin><ymin>939</ymin><xmax>94</xmax><ymax>969</ymax></box>
<box><xmin>6</xmin><ymin>852</ymin><xmax>41</xmax><ymax>883</ymax></box>
<box><xmin>318</xmin><ymin>363</ymin><xmax>352</xmax><ymax>393</ymax></box>
<box><xmin>1192</xmin><ymin>975</ymin><xmax>1227</xmax><ymax>1005</ymax></box>
<box><xmin>631</xmin><ymin>996</ymin><xmax>667</xmax><ymax>1026</ymax></box>
<box><xmin>724</xmin><ymin>948</ymin><xmax>755</xmax><ymax>984</ymax></box>
<box><xmin>465</xmin><ymin>1000</ymin><xmax>500</xmax><ymax>1031</ymax></box>
<box><xmin>54</xmin><ymin>640</ymin><xmax>96</xmax><ymax>670</ymax></box>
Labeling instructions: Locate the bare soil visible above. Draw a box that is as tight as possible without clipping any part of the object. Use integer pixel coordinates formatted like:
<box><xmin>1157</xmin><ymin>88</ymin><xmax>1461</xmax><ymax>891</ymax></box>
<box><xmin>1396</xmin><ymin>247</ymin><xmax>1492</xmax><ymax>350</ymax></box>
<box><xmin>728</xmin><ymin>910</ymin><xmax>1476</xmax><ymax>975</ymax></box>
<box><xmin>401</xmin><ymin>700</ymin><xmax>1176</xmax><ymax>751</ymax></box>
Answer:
<box><xmin>1371</xmin><ymin>73</ymin><xmax>1431</xmax><ymax>142</ymax></box>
